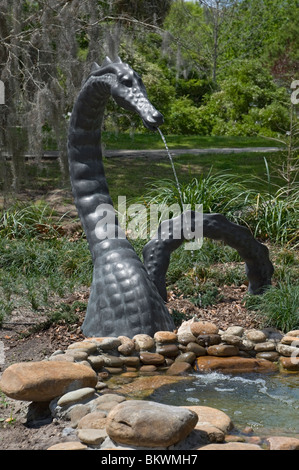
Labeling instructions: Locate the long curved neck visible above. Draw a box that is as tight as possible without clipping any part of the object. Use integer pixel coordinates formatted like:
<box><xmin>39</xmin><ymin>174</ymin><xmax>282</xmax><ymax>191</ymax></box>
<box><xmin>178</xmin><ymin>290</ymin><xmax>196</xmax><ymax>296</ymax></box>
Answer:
<box><xmin>67</xmin><ymin>75</ymin><xmax>121</xmax><ymax>258</ymax></box>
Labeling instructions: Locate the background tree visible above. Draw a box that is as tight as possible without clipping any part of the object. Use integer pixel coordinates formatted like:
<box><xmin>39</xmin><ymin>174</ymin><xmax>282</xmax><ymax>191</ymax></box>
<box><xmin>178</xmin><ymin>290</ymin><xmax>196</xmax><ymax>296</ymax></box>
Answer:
<box><xmin>0</xmin><ymin>0</ymin><xmax>298</xmax><ymax>193</ymax></box>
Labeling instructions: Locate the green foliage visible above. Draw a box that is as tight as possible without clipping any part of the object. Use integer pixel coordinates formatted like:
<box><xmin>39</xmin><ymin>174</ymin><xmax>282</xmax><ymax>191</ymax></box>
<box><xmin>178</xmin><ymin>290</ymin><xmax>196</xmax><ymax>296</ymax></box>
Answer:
<box><xmin>199</xmin><ymin>60</ymin><xmax>290</xmax><ymax>137</ymax></box>
<box><xmin>141</xmin><ymin>168</ymin><xmax>298</xmax><ymax>246</ymax></box>
<box><xmin>142</xmin><ymin>171</ymin><xmax>253</xmax><ymax>220</ymax></box>
<box><xmin>245</xmin><ymin>280</ymin><xmax>299</xmax><ymax>332</ymax></box>
<box><xmin>164</xmin><ymin>97</ymin><xmax>204</xmax><ymax>134</ymax></box>
<box><xmin>221</xmin><ymin>0</ymin><xmax>299</xmax><ymax>82</ymax></box>
<box><xmin>0</xmin><ymin>235</ymin><xmax>92</xmax><ymax>324</ymax></box>
<box><xmin>0</xmin><ymin>202</ymin><xmax>62</xmax><ymax>239</ymax></box>
<box><xmin>248</xmin><ymin>185</ymin><xmax>299</xmax><ymax>246</ymax></box>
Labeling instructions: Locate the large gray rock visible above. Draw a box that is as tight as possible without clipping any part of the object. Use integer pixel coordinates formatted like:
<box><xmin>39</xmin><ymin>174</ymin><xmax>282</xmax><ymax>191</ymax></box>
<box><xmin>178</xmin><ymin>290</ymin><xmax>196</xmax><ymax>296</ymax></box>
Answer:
<box><xmin>106</xmin><ymin>400</ymin><xmax>198</xmax><ymax>448</ymax></box>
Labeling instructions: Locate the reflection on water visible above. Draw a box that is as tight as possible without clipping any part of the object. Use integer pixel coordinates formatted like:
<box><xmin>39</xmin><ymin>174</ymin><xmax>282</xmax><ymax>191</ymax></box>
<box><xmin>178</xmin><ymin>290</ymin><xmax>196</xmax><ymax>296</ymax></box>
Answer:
<box><xmin>150</xmin><ymin>372</ymin><xmax>299</xmax><ymax>437</ymax></box>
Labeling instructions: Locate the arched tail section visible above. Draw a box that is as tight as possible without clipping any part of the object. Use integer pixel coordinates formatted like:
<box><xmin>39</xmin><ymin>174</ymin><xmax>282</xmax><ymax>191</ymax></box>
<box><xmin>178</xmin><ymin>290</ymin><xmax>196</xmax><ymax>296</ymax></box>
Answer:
<box><xmin>143</xmin><ymin>211</ymin><xmax>274</xmax><ymax>301</ymax></box>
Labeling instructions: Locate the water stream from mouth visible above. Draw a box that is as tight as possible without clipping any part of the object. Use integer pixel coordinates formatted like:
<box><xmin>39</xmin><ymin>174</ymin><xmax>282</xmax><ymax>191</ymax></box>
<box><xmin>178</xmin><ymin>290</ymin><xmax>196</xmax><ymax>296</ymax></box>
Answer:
<box><xmin>158</xmin><ymin>128</ymin><xmax>184</xmax><ymax>209</ymax></box>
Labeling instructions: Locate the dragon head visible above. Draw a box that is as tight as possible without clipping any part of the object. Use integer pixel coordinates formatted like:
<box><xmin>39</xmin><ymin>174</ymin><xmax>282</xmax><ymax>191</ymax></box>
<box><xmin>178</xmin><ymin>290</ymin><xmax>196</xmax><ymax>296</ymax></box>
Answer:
<box><xmin>90</xmin><ymin>57</ymin><xmax>164</xmax><ymax>131</ymax></box>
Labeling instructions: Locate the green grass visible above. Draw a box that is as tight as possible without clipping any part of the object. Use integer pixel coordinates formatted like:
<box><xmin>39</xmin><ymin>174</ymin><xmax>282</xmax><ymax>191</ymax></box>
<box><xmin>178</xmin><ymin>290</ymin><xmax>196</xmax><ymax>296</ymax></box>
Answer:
<box><xmin>102</xmin><ymin>132</ymin><xmax>281</xmax><ymax>150</ymax></box>
<box><xmin>0</xmin><ymin>235</ymin><xmax>92</xmax><ymax>325</ymax></box>
<box><xmin>245</xmin><ymin>280</ymin><xmax>299</xmax><ymax>332</ymax></box>
<box><xmin>104</xmin><ymin>150</ymin><xmax>285</xmax><ymax>204</ymax></box>
<box><xmin>0</xmin><ymin>134</ymin><xmax>297</xmax><ymax>332</ymax></box>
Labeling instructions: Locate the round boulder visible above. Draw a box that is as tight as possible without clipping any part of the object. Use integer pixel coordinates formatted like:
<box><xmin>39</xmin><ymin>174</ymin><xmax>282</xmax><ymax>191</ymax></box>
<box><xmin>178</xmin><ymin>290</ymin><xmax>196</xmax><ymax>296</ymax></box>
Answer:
<box><xmin>106</xmin><ymin>400</ymin><xmax>198</xmax><ymax>447</ymax></box>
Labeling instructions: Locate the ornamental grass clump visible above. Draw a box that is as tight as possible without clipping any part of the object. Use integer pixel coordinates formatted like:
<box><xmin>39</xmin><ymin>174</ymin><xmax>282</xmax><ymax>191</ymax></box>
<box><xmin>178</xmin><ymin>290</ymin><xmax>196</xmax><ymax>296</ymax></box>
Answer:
<box><xmin>245</xmin><ymin>280</ymin><xmax>299</xmax><ymax>332</ymax></box>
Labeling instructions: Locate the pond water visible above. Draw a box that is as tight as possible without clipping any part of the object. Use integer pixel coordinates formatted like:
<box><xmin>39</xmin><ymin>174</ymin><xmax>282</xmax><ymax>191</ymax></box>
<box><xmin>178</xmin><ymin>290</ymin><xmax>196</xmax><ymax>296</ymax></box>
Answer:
<box><xmin>149</xmin><ymin>371</ymin><xmax>299</xmax><ymax>438</ymax></box>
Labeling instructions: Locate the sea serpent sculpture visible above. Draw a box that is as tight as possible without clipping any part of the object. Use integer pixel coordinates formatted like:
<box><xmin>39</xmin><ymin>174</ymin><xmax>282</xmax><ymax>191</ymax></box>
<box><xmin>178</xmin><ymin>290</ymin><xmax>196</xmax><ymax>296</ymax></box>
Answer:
<box><xmin>67</xmin><ymin>57</ymin><xmax>274</xmax><ymax>338</ymax></box>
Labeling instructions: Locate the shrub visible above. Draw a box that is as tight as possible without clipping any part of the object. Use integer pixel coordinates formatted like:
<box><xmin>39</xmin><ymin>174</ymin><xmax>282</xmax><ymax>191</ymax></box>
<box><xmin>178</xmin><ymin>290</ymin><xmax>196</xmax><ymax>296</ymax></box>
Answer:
<box><xmin>165</xmin><ymin>97</ymin><xmax>205</xmax><ymax>135</ymax></box>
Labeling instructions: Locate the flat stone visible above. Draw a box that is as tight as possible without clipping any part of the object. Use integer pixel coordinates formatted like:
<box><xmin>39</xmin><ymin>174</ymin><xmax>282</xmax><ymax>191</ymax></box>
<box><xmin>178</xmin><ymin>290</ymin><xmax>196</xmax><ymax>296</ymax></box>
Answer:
<box><xmin>286</xmin><ymin>330</ymin><xmax>299</xmax><ymax>337</ymax></box>
<box><xmin>195</xmin><ymin>356</ymin><xmax>277</xmax><ymax>373</ymax></box>
<box><xmin>117</xmin><ymin>336</ymin><xmax>135</xmax><ymax>355</ymax></box>
<box><xmin>154</xmin><ymin>331</ymin><xmax>178</xmax><ymax>343</ymax></box>
<box><xmin>190</xmin><ymin>321</ymin><xmax>219</xmax><ymax>336</ymax></box>
<box><xmin>156</xmin><ymin>344</ymin><xmax>180</xmax><ymax>357</ymax></box>
<box><xmin>140</xmin><ymin>352</ymin><xmax>165</xmax><ymax>365</ymax></box>
<box><xmin>279</xmin><ymin>356</ymin><xmax>299</xmax><ymax>371</ymax></box>
<box><xmin>57</xmin><ymin>387</ymin><xmax>96</xmax><ymax>407</ymax></box>
<box><xmin>68</xmin><ymin>404</ymin><xmax>91</xmax><ymax>427</ymax></box>
<box><xmin>121</xmin><ymin>371</ymin><xmax>139</xmax><ymax>378</ymax></box>
<box><xmin>104</xmin><ymin>367</ymin><xmax>123</xmax><ymax>374</ymax></box>
<box><xmin>183</xmin><ymin>406</ymin><xmax>233</xmax><ymax>435</ymax></box>
<box><xmin>102</xmin><ymin>355</ymin><xmax>124</xmax><ymax>368</ymax></box>
<box><xmin>139</xmin><ymin>365</ymin><xmax>157</xmax><ymax>373</ymax></box>
<box><xmin>254</xmin><ymin>341</ymin><xmax>276</xmax><ymax>352</ymax></box>
<box><xmin>77</xmin><ymin>428</ymin><xmax>108</xmax><ymax>445</ymax></box>
<box><xmin>90</xmin><ymin>394</ymin><xmax>126</xmax><ymax>413</ymax></box>
<box><xmin>225</xmin><ymin>326</ymin><xmax>244</xmax><ymax>337</ymax></box>
<box><xmin>120</xmin><ymin>356</ymin><xmax>140</xmax><ymax>367</ymax></box>
<box><xmin>166</xmin><ymin>362</ymin><xmax>192</xmax><ymax>376</ymax></box>
<box><xmin>266</xmin><ymin>436</ymin><xmax>299</xmax><ymax>450</ymax></box>
<box><xmin>77</xmin><ymin>411</ymin><xmax>107</xmax><ymax>429</ymax></box>
<box><xmin>87</xmin><ymin>355</ymin><xmax>105</xmax><ymax>370</ymax></box>
<box><xmin>177</xmin><ymin>320</ymin><xmax>197</xmax><ymax>345</ymax></box>
<box><xmin>221</xmin><ymin>334</ymin><xmax>243</xmax><ymax>347</ymax></box>
<box><xmin>0</xmin><ymin>361</ymin><xmax>98</xmax><ymax>402</ymax></box>
<box><xmin>64</xmin><ymin>350</ymin><xmax>89</xmax><ymax>361</ymax></box>
<box><xmin>193</xmin><ymin>424</ymin><xmax>225</xmax><ymax>443</ymax></box>
<box><xmin>245</xmin><ymin>329</ymin><xmax>267</xmax><ymax>343</ymax></box>
<box><xmin>178</xmin><ymin>332</ymin><xmax>197</xmax><ymax>345</ymax></box>
<box><xmin>133</xmin><ymin>334</ymin><xmax>155</xmax><ymax>351</ymax></box>
<box><xmin>277</xmin><ymin>343</ymin><xmax>299</xmax><ymax>357</ymax></box>
<box><xmin>207</xmin><ymin>344</ymin><xmax>239</xmax><ymax>356</ymax></box>
<box><xmin>49</xmin><ymin>354</ymin><xmax>75</xmax><ymax>363</ymax></box>
<box><xmin>67</xmin><ymin>341</ymin><xmax>98</xmax><ymax>354</ymax></box>
<box><xmin>106</xmin><ymin>400</ymin><xmax>198</xmax><ymax>447</ymax></box>
<box><xmin>175</xmin><ymin>352</ymin><xmax>196</xmax><ymax>364</ymax></box>
<box><xmin>186</xmin><ymin>342</ymin><xmax>206</xmax><ymax>356</ymax></box>
<box><xmin>47</xmin><ymin>441</ymin><xmax>88</xmax><ymax>450</ymax></box>
<box><xmin>92</xmin><ymin>393</ymin><xmax>126</xmax><ymax>404</ymax></box>
<box><xmin>256</xmin><ymin>351</ymin><xmax>280</xmax><ymax>362</ymax></box>
<box><xmin>96</xmin><ymin>337</ymin><xmax>121</xmax><ymax>351</ymax></box>
<box><xmin>197</xmin><ymin>335</ymin><xmax>221</xmax><ymax>347</ymax></box>
<box><xmin>198</xmin><ymin>442</ymin><xmax>262</xmax><ymax>450</ymax></box>
<box><xmin>281</xmin><ymin>335</ymin><xmax>299</xmax><ymax>345</ymax></box>
<box><xmin>239</xmin><ymin>339</ymin><xmax>255</xmax><ymax>351</ymax></box>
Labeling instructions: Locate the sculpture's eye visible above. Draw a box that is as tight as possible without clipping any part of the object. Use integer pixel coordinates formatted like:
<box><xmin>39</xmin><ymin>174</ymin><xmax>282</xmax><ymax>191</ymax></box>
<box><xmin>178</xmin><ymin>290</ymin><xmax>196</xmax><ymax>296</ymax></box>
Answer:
<box><xmin>120</xmin><ymin>77</ymin><xmax>133</xmax><ymax>88</ymax></box>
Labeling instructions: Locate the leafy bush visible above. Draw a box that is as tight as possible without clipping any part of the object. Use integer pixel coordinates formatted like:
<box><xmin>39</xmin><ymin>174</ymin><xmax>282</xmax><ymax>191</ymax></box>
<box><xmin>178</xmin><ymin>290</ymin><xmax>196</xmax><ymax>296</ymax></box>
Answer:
<box><xmin>197</xmin><ymin>60</ymin><xmax>290</xmax><ymax>137</ymax></box>
<box><xmin>164</xmin><ymin>97</ymin><xmax>207</xmax><ymax>135</ymax></box>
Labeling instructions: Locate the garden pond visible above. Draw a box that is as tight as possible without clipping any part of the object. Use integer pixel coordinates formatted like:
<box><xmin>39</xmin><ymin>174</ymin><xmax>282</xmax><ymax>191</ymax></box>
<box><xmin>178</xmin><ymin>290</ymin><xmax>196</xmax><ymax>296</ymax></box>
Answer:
<box><xmin>149</xmin><ymin>370</ymin><xmax>299</xmax><ymax>438</ymax></box>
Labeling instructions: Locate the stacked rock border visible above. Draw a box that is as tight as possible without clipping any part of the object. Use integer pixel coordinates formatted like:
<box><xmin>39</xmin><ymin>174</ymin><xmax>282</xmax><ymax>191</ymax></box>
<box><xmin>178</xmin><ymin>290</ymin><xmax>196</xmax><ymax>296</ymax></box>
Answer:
<box><xmin>0</xmin><ymin>320</ymin><xmax>298</xmax><ymax>451</ymax></box>
<box><xmin>50</xmin><ymin>319</ymin><xmax>299</xmax><ymax>375</ymax></box>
